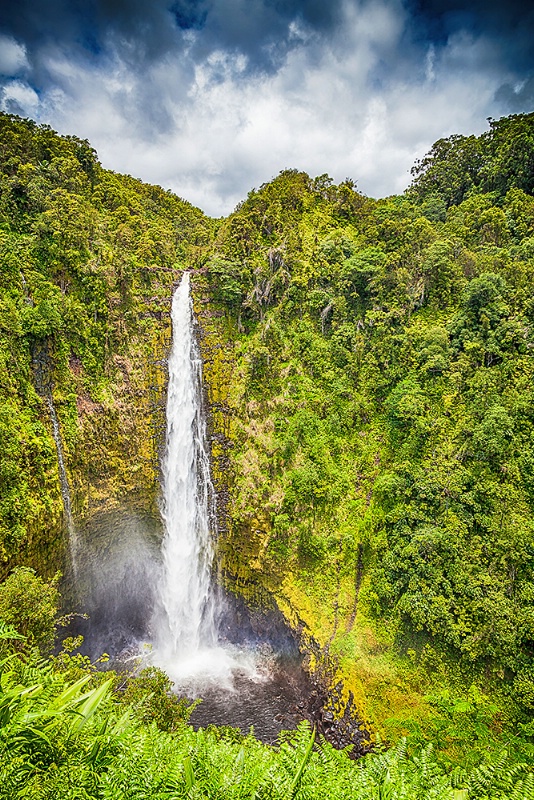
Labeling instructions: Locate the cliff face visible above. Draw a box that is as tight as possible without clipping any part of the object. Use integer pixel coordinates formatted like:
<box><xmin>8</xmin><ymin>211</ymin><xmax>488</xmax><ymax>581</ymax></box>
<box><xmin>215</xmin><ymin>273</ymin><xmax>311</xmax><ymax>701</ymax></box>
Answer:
<box><xmin>194</xmin><ymin>282</ymin><xmax>277</xmax><ymax>603</ymax></box>
<box><xmin>22</xmin><ymin>294</ymin><xmax>171</xmax><ymax>575</ymax></box>
<box><xmin>194</xmin><ymin>269</ymin><xmax>369</xmax><ymax>722</ymax></box>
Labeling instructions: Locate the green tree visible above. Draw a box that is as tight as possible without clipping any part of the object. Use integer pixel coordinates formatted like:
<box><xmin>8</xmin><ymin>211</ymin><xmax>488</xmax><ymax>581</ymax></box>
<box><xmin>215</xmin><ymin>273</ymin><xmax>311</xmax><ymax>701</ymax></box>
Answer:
<box><xmin>0</xmin><ymin>567</ymin><xmax>59</xmax><ymax>652</ymax></box>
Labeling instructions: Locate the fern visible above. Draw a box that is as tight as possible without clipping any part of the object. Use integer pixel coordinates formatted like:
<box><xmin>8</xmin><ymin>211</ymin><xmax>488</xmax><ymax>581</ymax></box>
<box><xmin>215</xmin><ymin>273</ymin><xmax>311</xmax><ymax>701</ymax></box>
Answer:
<box><xmin>509</xmin><ymin>772</ymin><xmax>534</xmax><ymax>800</ymax></box>
<box><xmin>1</xmin><ymin>640</ymin><xmax>533</xmax><ymax>800</ymax></box>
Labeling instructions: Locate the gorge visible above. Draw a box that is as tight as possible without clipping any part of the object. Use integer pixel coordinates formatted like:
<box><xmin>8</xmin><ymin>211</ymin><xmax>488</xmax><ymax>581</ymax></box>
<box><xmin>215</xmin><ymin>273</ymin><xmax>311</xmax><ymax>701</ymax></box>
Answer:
<box><xmin>0</xmin><ymin>110</ymin><xmax>533</xmax><ymax>796</ymax></box>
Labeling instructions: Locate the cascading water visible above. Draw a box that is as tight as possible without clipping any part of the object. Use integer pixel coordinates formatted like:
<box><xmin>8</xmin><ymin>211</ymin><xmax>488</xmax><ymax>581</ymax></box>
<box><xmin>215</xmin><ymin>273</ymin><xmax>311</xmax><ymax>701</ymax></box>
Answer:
<box><xmin>151</xmin><ymin>271</ymin><xmax>255</xmax><ymax>690</ymax></box>
<box><xmin>155</xmin><ymin>271</ymin><xmax>217</xmax><ymax>658</ymax></box>
<box><xmin>47</xmin><ymin>396</ymin><xmax>79</xmax><ymax>579</ymax></box>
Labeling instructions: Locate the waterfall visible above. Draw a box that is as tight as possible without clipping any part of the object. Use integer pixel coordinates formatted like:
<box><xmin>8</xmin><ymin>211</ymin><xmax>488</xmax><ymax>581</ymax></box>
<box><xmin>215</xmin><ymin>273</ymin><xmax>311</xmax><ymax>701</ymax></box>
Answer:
<box><xmin>156</xmin><ymin>271</ymin><xmax>218</xmax><ymax>661</ymax></box>
<box><xmin>47</xmin><ymin>396</ymin><xmax>78</xmax><ymax>578</ymax></box>
<box><xmin>151</xmin><ymin>271</ymin><xmax>263</xmax><ymax>692</ymax></box>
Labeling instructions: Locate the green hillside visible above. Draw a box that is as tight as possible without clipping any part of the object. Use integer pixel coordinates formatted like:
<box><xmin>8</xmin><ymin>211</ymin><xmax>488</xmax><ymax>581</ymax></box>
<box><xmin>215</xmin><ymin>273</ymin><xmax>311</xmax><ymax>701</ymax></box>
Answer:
<box><xmin>198</xmin><ymin>114</ymin><xmax>534</xmax><ymax>741</ymax></box>
<box><xmin>0</xmin><ymin>112</ymin><xmax>211</xmax><ymax>572</ymax></box>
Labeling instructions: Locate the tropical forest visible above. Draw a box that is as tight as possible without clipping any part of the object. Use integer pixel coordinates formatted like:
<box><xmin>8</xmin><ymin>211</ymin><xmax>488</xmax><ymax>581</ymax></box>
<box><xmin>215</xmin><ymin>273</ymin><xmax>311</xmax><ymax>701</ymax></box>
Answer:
<box><xmin>0</xmin><ymin>109</ymin><xmax>534</xmax><ymax>798</ymax></box>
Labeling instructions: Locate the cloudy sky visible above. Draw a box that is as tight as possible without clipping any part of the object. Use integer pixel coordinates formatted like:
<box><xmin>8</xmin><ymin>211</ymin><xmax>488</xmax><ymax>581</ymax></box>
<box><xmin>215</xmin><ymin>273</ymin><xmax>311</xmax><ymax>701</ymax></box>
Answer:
<box><xmin>0</xmin><ymin>0</ymin><xmax>533</xmax><ymax>215</ymax></box>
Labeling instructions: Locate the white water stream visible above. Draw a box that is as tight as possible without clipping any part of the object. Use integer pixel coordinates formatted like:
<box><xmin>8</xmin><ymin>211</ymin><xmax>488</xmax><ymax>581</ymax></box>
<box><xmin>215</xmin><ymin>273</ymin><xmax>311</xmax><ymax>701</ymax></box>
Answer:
<box><xmin>47</xmin><ymin>396</ymin><xmax>79</xmax><ymax>579</ymax></box>
<box><xmin>152</xmin><ymin>272</ymin><xmax>261</xmax><ymax>691</ymax></box>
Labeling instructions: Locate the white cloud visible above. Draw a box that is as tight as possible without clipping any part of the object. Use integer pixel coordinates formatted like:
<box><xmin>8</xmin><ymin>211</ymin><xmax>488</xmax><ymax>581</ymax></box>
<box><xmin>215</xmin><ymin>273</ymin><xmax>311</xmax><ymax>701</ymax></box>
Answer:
<box><xmin>5</xmin><ymin>0</ymin><xmax>525</xmax><ymax>215</ymax></box>
<box><xmin>1</xmin><ymin>79</ymin><xmax>39</xmax><ymax>114</ymax></box>
<box><xmin>425</xmin><ymin>44</ymin><xmax>436</xmax><ymax>82</ymax></box>
<box><xmin>0</xmin><ymin>35</ymin><xmax>28</xmax><ymax>76</ymax></box>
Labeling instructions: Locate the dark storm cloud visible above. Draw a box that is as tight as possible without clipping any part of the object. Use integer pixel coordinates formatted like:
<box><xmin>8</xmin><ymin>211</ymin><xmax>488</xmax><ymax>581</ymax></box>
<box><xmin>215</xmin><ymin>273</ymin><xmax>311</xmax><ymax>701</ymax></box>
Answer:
<box><xmin>2</xmin><ymin>0</ymin><xmax>533</xmax><ymax>92</ymax></box>
<box><xmin>0</xmin><ymin>0</ymin><xmax>352</xmax><ymax>140</ymax></box>
<box><xmin>408</xmin><ymin>0</ymin><xmax>534</xmax><ymax>115</ymax></box>
<box><xmin>413</xmin><ymin>0</ymin><xmax>534</xmax><ymax>30</ymax></box>
<box><xmin>3</xmin><ymin>0</ymin><xmax>532</xmax><ymax>67</ymax></box>
<box><xmin>0</xmin><ymin>0</ymin><xmax>182</xmax><ymax>69</ymax></box>
<box><xmin>0</xmin><ymin>0</ymin><xmax>348</xmax><ymax>75</ymax></box>
<box><xmin>410</xmin><ymin>0</ymin><xmax>534</xmax><ymax>68</ymax></box>
<box><xmin>496</xmin><ymin>76</ymin><xmax>534</xmax><ymax>113</ymax></box>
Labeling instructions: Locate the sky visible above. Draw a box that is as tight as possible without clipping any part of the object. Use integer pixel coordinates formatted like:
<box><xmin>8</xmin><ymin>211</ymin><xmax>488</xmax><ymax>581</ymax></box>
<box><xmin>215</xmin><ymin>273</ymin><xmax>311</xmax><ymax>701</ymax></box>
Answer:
<box><xmin>0</xmin><ymin>0</ymin><xmax>533</xmax><ymax>216</ymax></box>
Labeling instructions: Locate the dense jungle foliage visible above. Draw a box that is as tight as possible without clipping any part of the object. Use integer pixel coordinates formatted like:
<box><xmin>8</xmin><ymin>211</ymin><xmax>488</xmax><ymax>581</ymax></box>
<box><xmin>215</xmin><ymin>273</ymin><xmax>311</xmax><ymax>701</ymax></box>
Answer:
<box><xmin>0</xmin><ymin>111</ymin><xmax>534</xmax><ymax>793</ymax></box>
<box><xmin>200</xmin><ymin>111</ymin><xmax>534</xmax><ymax>735</ymax></box>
